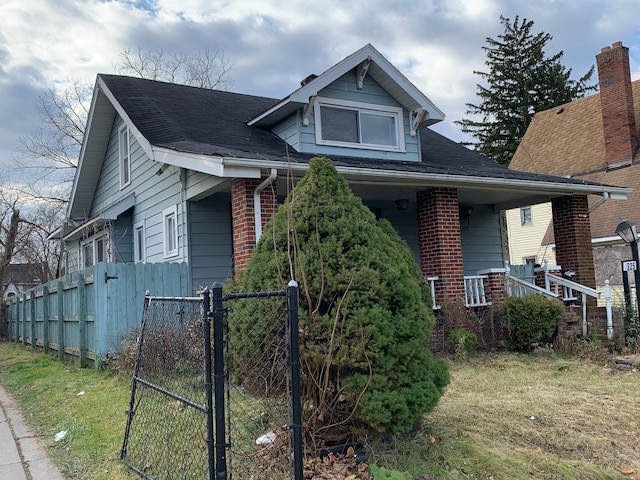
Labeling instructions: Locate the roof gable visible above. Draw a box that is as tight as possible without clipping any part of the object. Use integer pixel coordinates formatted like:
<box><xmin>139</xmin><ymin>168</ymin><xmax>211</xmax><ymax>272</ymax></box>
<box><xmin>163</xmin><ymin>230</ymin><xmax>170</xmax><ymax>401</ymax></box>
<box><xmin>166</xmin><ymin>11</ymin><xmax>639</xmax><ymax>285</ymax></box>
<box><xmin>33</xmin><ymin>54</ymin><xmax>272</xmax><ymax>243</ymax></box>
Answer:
<box><xmin>248</xmin><ymin>44</ymin><xmax>445</xmax><ymax>128</ymax></box>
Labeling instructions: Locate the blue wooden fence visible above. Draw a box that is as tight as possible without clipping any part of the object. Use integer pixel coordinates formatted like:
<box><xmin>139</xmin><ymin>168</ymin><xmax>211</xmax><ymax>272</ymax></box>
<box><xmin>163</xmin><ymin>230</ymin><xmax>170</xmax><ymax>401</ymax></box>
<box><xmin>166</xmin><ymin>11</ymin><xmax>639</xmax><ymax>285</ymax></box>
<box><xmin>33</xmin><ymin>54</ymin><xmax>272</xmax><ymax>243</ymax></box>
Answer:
<box><xmin>3</xmin><ymin>262</ymin><xmax>190</xmax><ymax>366</ymax></box>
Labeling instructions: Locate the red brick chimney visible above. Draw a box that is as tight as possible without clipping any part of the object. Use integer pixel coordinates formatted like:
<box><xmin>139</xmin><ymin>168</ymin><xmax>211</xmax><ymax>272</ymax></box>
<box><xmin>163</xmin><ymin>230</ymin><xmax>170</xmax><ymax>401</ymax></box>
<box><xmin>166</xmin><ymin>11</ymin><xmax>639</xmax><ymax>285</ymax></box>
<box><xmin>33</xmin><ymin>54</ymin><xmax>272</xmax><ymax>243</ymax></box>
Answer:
<box><xmin>596</xmin><ymin>41</ymin><xmax>638</xmax><ymax>168</ymax></box>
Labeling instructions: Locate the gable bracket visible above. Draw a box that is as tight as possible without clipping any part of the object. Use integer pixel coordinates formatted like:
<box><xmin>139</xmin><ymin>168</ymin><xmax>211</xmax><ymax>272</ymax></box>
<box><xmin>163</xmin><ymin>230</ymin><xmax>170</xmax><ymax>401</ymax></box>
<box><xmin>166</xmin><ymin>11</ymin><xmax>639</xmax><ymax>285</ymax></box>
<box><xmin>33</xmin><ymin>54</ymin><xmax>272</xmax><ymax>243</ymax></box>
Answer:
<box><xmin>356</xmin><ymin>57</ymin><xmax>372</xmax><ymax>89</ymax></box>
<box><xmin>410</xmin><ymin>108</ymin><xmax>427</xmax><ymax>136</ymax></box>
<box><xmin>302</xmin><ymin>95</ymin><xmax>317</xmax><ymax>127</ymax></box>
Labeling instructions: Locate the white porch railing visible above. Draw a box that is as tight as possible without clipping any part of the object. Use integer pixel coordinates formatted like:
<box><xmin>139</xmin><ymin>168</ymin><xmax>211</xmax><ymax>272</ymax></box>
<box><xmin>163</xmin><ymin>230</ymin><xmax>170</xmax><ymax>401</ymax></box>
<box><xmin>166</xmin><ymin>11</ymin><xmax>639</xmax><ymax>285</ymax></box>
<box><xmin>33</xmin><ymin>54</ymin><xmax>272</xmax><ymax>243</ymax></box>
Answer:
<box><xmin>464</xmin><ymin>275</ymin><xmax>490</xmax><ymax>307</ymax></box>
<box><xmin>426</xmin><ymin>275</ymin><xmax>492</xmax><ymax>309</ymax></box>
<box><xmin>428</xmin><ymin>265</ymin><xmax>616</xmax><ymax>340</ymax></box>
<box><xmin>544</xmin><ymin>273</ymin><xmax>600</xmax><ymax>336</ymax></box>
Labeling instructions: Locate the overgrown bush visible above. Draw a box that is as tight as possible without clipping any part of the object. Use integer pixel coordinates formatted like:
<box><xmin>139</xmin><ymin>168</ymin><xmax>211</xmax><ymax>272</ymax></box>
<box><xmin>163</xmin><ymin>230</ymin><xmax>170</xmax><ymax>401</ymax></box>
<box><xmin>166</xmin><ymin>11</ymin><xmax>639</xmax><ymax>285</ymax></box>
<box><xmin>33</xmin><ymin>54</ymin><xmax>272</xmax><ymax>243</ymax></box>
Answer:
<box><xmin>496</xmin><ymin>295</ymin><xmax>564</xmax><ymax>352</ymax></box>
<box><xmin>446</xmin><ymin>329</ymin><xmax>478</xmax><ymax>358</ymax></box>
<box><xmin>230</xmin><ymin>157</ymin><xmax>449</xmax><ymax>441</ymax></box>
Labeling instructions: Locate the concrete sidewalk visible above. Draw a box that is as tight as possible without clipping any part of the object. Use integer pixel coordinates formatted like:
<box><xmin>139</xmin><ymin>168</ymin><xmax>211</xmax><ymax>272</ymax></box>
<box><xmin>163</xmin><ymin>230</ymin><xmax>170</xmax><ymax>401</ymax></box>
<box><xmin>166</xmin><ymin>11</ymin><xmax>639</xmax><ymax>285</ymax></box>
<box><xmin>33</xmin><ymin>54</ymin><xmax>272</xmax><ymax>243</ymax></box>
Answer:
<box><xmin>0</xmin><ymin>386</ymin><xmax>66</xmax><ymax>480</ymax></box>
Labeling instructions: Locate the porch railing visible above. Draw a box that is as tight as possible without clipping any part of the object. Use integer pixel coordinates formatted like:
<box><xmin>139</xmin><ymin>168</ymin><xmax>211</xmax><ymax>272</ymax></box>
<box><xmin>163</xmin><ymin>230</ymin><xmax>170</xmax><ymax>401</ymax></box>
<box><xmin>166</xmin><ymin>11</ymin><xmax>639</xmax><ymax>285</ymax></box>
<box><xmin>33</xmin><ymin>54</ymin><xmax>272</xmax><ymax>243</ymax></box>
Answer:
<box><xmin>427</xmin><ymin>275</ymin><xmax>492</xmax><ymax>309</ymax></box>
<box><xmin>544</xmin><ymin>273</ymin><xmax>600</xmax><ymax>336</ymax></box>
<box><xmin>464</xmin><ymin>275</ymin><xmax>489</xmax><ymax>307</ymax></box>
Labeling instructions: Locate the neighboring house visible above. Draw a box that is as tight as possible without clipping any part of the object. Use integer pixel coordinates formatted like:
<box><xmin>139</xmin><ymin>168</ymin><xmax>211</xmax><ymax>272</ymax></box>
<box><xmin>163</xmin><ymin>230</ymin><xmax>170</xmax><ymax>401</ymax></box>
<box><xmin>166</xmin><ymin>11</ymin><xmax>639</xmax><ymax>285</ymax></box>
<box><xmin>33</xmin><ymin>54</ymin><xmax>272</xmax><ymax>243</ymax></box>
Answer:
<box><xmin>505</xmin><ymin>203</ymin><xmax>556</xmax><ymax>267</ymax></box>
<box><xmin>57</xmin><ymin>43</ymin><xmax>629</xmax><ymax>310</ymax></box>
<box><xmin>508</xmin><ymin>41</ymin><xmax>639</xmax><ymax>304</ymax></box>
<box><xmin>3</xmin><ymin>264</ymin><xmax>43</xmax><ymax>300</ymax></box>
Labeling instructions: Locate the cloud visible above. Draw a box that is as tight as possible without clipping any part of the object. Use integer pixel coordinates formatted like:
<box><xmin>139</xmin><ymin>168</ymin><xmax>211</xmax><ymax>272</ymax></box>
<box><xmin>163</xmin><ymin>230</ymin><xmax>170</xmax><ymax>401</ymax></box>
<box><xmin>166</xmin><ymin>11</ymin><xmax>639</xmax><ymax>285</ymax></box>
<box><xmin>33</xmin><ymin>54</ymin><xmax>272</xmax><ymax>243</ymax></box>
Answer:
<box><xmin>1</xmin><ymin>0</ymin><xmax>640</xmax><ymax>178</ymax></box>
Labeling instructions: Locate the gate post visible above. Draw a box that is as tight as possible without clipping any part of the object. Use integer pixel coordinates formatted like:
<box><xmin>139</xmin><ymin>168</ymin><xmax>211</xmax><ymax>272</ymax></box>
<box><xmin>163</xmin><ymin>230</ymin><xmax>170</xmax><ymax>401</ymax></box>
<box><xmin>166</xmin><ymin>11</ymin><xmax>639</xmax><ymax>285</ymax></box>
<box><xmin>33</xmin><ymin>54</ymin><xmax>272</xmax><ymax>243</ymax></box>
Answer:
<box><xmin>287</xmin><ymin>280</ymin><xmax>303</xmax><ymax>479</ymax></box>
<box><xmin>202</xmin><ymin>288</ymin><xmax>216</xmax><ymax>480</ymax></box>
<box><xmin>211</xmin><ymin>282</ymin><xmax>227</xmax><ymax>480</ymax></box>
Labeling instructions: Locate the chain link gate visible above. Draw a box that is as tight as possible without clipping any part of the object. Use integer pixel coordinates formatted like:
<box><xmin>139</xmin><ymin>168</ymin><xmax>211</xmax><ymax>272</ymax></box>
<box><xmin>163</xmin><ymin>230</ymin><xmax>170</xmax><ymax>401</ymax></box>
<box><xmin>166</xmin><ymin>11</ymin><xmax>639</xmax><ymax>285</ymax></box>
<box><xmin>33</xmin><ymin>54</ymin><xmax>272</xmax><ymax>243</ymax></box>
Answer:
<box><xmin>120</xmin><ymin>280</ymin><xmax>302</xmax><ymax>479</ymax></box>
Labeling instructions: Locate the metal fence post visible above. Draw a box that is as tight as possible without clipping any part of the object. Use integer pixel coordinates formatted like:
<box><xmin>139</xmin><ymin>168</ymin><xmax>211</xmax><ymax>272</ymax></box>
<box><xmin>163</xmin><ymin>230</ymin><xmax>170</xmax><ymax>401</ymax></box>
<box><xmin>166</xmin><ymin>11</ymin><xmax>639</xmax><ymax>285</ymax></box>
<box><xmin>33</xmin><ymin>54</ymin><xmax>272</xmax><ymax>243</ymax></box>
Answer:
<box><xmin>202</xmin><ymin>287</ymin><xmax>215</xmax><ymax>480</ymax></box>
<box><xmin>212</xmin><ymin>282</ymin><xmax>227</xmax><ymax>480</ymax></box>
<box><xmin>287</xmin><ymin>280</ymin><xmax>303</xmax><ymax>479</ymax></box>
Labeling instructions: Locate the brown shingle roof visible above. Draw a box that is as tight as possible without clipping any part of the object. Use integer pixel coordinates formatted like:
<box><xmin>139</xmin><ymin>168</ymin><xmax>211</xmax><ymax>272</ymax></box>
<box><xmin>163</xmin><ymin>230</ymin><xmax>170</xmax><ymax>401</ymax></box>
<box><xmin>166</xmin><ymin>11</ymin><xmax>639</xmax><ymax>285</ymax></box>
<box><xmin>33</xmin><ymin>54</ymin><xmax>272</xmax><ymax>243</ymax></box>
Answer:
<box><xmin>510</xmin><ymin>80</ymin><xmax>640</xmax><ymax>176</ymax></box>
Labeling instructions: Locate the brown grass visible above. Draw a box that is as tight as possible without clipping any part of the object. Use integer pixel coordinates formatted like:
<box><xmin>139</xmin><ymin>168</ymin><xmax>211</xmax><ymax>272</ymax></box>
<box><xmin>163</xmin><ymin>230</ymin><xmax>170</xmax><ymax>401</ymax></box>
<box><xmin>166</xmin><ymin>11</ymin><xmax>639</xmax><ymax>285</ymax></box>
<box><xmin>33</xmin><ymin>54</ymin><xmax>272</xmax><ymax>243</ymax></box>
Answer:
<box><xmin>374</xmin><ymin>351</ymin><xmax>640</xmax><ymax>479</ymax></box>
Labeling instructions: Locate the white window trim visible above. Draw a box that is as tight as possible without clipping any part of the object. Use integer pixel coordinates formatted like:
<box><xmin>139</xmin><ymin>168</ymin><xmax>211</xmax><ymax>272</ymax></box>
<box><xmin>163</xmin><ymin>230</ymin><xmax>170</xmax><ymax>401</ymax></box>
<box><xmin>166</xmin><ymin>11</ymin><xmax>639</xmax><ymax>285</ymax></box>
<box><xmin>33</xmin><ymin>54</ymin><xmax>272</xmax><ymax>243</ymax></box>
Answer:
<box><xmin>134</xmin><ymin>220</ymin><xmax>145</xmax><ymax>263</ymax></box>
<box><xmin>119</xmin><ymin>125</ymin><xmax>131</xmax><ymax>189</ymax></box>
<box><xmin>163</xmin><ymin>205</ymin><xmax>179</xmax><ymax>258</ymax></box>
<box><xmin>313</xmin><ymin>97</ymin><xmax>405</xmax><ymax>152</ymax></box>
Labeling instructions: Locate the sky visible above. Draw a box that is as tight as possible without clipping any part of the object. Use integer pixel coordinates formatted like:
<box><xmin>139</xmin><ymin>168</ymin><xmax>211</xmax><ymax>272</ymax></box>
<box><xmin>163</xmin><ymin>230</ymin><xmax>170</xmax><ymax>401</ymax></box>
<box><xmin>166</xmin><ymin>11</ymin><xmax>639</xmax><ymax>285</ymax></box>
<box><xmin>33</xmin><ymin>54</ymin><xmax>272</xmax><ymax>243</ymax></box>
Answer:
<box><xmin>1</xmin><ymin>0</ymin><xmax>640</xmax><ymax>190</ymax></box>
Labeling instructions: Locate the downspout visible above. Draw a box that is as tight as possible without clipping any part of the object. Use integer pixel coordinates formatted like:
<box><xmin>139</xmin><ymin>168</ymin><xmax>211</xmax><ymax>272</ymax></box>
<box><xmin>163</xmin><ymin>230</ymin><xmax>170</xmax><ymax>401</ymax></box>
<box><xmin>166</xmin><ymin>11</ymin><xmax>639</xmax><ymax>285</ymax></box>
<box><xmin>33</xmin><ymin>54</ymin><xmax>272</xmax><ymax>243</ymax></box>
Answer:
<box><xmin>254</xmin><ymin>168</ymin><xmax>278</xmax><ymax>242</ymax></box>
<box><xmin>587</xmin><ymin>192</ymin><xmax>609</xmax><ymax>214</ymax></box>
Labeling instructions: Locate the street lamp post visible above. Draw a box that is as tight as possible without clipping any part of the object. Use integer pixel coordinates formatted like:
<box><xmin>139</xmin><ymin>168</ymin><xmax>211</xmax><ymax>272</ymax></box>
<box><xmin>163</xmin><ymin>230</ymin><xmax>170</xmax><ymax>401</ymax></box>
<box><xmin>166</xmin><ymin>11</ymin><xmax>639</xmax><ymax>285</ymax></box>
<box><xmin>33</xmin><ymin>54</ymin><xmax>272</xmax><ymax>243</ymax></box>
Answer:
<box><xmin>616</xmin><ymin>219</ymin><xmax>640</xmax><ymax>316</ymax></box>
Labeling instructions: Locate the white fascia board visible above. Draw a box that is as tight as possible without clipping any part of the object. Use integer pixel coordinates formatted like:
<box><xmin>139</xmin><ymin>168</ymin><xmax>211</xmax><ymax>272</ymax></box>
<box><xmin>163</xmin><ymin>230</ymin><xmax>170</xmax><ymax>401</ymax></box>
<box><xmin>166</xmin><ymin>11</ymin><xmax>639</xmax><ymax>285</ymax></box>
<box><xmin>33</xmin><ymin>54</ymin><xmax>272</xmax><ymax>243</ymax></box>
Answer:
<box><xmin>248</xmin><ymin>44</ymin><xmax>444</xmax><ymax>126</ymax></box>
<box><xmin>154</xmin><ymin>148</ymin><xmax>262</xmax><ymax>178</ymax></box>
<box><xmin>221</xmin><ymin>157</ymin><xmax>631</xmax><ymax>196</ymax></box>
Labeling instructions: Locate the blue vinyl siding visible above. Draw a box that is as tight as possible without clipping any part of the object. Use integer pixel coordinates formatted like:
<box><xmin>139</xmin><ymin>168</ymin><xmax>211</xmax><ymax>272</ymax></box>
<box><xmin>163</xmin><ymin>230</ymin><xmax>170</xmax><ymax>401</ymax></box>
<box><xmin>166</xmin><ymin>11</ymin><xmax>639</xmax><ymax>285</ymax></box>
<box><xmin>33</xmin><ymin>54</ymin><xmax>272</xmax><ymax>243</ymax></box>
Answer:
<box><xmin>188</xmin><ymin>193</ymin><xmax>233</xmax><ymax>291</ymax></box>
<box><xmin>75</xmin><ymin>116</ymin><xmax>187</xmax><ymax>266</ymax></box>
<box><xmin>460</xmin><ymin>205</ymin><xmax>505</xmax><ymax>274</ymax></box>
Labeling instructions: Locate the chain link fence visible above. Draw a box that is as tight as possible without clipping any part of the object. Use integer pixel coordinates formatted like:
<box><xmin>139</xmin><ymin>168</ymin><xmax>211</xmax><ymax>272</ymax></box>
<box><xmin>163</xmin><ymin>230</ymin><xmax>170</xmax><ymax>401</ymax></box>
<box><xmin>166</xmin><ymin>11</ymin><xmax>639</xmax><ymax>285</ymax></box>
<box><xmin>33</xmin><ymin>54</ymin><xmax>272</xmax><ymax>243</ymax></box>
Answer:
<box><xmin>120</xmin><ymin>282</ymin><xmax>302</xmax><ymax>480</ymax></box>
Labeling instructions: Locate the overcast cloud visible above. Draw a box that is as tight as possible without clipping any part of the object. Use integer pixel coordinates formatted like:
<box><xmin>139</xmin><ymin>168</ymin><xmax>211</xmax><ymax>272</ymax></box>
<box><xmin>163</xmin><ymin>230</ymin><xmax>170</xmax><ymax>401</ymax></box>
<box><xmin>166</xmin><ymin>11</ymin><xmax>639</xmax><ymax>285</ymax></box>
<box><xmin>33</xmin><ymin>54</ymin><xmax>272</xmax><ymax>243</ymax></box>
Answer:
<box><xmin>1</xmin><ymin>0</ymin><xmax>639</xmax><ymax>185</ymax></box>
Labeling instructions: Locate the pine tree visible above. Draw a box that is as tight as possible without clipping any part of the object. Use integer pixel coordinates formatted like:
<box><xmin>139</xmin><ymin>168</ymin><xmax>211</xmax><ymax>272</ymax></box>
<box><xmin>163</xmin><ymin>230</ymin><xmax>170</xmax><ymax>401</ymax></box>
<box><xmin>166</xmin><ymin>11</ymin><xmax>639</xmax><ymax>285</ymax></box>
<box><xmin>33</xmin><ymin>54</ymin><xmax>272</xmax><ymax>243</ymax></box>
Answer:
<box><xmin>455</xmin><ymin>15</ymin><xmax>595</xmax><ymax>166</ymax></box>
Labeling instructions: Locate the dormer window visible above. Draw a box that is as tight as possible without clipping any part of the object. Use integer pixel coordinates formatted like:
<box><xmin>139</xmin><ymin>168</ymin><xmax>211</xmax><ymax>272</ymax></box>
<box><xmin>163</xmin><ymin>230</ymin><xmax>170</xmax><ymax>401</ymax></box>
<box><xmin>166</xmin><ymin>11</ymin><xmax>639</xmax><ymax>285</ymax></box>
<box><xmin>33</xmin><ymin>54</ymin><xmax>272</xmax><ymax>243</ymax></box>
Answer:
<box><xmin>314</xmin><ymin>98</ymin><xmax>404</xmax><ymax>151</ymax></box>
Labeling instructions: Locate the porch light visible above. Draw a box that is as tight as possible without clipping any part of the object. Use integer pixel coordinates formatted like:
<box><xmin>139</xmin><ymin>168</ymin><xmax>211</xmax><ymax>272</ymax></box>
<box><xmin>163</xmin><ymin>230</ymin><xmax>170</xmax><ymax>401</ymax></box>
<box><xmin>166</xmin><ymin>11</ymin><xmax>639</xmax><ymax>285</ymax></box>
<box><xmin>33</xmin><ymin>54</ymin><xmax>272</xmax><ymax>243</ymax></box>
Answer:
<box><xmin>395</xmin><ymin>198</ymin><xmax>409</xmax><ymax>211</ymax></box>
<box><xmin>615</xmin><ymin>219</ymin><xmax>638</xmax><ymax>244</ymax></box>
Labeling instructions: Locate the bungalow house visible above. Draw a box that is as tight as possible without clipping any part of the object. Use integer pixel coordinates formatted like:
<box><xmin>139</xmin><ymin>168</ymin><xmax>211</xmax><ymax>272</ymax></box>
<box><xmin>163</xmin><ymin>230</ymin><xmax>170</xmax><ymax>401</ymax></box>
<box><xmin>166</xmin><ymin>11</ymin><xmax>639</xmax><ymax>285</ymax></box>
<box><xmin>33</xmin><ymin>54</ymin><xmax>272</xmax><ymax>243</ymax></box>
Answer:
<box><xmin>58</xmin><ymin>43</ymin><xmax>629</xmax><ymax>316</ymax></box>
<box><xmin>508</xmin><ymin>41</ymin><xmax>640</xmax><ymax>306</ymax></box>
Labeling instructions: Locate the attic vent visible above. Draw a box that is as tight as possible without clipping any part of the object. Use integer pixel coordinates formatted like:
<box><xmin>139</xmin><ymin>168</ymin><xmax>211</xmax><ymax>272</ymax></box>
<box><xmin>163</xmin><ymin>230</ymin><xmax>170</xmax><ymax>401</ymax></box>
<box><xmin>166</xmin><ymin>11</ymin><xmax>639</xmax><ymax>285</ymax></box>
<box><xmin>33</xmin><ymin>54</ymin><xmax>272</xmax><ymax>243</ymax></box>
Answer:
<box><xmin>556</xmin><ymin>107</ymin><xmax>564</xmax><ymax>114</ymax></box>
<box><xmin>300</xmin><ymin>74</ymin><xmax>318</xmax><ymax>87</ymax></box>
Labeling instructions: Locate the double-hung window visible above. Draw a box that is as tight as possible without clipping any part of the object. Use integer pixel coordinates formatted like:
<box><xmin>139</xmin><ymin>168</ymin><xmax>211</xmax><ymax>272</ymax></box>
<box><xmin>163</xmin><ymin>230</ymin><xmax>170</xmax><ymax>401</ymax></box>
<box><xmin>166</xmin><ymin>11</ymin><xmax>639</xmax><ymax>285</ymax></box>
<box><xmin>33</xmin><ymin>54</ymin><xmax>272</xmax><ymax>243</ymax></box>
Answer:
<box><xmin>134</xmin><ymin>221</ymin><xmax>145</xmax><ymax>263</ymax></box>
<box><xmin>163</xmin><ymin>205</ymin><xmax>178</xmax><ymax>258</ymax></box>
<box><xmin>315</xmin><ymin>98</ymin><xmax>404</xmax><ymax>151</ymax></box>
<box><xmin>119</xmin><ymin>125</ymin><xmax>131</xmax><ymax>188</ymax></box>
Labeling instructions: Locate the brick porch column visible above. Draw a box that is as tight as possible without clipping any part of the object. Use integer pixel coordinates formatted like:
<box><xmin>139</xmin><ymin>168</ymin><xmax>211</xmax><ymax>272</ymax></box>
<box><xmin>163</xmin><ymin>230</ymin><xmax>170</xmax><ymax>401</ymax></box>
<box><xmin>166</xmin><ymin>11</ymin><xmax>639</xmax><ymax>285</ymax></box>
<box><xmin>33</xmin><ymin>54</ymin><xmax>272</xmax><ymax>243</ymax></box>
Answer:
<box><xmin>552</xmin><ymin>195</ymin><xmax>596</xmax><ymax>303</ymax></box>
<box><xmin>417</xmin><ymin>188</ymin><xmax>465</xmax><ymax>304</ymax></box>
<box><xmin>231</xmin><ymin>178</ymin><xmax>278</xmax><ymax>273</ymax></box>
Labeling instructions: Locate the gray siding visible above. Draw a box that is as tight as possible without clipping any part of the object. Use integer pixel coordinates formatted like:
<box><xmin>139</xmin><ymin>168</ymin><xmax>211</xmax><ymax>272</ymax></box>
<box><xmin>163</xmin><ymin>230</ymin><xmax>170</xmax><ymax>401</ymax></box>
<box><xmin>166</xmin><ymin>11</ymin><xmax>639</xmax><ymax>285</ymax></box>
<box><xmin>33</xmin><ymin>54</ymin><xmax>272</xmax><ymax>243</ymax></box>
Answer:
<box><xmin>188</xmin><ymin>193</ymin><xmax>234</xmax><ymax>291</ymax></box>
<box><xmin>67</xmin><ymin>116</ymin><xmax>189</xmax><ymax>270</ymax></box>
<box><xmin>460</xmin><ymin>205</ymin><xmax>505</xmax><ymax>274</ymax></box>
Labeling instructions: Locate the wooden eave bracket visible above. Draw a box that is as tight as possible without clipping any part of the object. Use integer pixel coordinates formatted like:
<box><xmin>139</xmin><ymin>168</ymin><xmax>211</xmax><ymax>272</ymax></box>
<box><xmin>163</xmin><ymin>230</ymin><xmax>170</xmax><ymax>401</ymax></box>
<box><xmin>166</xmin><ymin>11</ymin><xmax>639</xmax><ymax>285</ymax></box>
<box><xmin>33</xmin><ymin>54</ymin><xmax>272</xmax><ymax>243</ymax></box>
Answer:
<box><xmin>302</xmin><ymin>95</ymin><xmax>317</xmax><ymax>127</ymax></box>
<box><xmin>357</xmin><ymin>57</ymin><xmax>372</xmax><ymax>89</ymax></box>
<box><xmin>410</xmin><ymin>108</ymin><xmax>427</xmax><ymax>136</ymax></box>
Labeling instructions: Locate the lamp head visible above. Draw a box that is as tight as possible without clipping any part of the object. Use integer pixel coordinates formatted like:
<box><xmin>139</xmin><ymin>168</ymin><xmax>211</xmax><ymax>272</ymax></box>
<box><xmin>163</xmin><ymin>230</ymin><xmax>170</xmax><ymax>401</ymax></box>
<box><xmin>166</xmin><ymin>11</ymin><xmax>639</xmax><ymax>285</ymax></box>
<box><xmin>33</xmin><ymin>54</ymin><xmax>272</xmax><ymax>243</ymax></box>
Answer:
<box><xmin>616</xmin><ymin>219</ymin><xmax>638</xmax><ymax>244</ymax></box>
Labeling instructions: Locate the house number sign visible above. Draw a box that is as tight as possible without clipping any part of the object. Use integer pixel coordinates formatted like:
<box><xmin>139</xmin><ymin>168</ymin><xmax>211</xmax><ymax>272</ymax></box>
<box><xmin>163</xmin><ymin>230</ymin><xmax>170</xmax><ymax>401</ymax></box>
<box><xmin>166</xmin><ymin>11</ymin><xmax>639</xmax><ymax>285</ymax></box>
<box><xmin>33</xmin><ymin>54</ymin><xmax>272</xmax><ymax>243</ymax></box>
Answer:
<box><xmin>622</xmin><ymin>260</ymin><xmax>637</xmax><ymax>271</ymax></box>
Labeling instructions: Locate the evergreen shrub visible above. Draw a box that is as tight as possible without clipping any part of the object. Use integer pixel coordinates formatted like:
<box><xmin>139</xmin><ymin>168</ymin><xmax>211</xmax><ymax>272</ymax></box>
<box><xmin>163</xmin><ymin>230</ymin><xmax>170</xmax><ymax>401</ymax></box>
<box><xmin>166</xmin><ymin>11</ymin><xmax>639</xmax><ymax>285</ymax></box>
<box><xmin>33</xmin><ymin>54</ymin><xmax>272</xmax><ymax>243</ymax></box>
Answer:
<box><xmin>497</xmin><ymin>295</ymin><xmax>564</xmax><ymax>352</ymax></box>
<box><xmin>229</xmin><ymin>157</ymin><xmax>449</xmax><ymax>439</ymax></box>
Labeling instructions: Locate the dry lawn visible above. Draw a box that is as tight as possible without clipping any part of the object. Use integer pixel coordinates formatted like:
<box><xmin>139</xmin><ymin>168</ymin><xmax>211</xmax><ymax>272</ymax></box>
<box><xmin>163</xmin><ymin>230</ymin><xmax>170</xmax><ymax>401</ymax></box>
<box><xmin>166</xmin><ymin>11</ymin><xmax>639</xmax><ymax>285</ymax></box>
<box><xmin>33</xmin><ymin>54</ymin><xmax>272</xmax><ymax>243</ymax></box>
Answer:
<box><xmin>379</xmin><ymin>351</ymin><xmax>640</xmax><ymax>479</ymax></box>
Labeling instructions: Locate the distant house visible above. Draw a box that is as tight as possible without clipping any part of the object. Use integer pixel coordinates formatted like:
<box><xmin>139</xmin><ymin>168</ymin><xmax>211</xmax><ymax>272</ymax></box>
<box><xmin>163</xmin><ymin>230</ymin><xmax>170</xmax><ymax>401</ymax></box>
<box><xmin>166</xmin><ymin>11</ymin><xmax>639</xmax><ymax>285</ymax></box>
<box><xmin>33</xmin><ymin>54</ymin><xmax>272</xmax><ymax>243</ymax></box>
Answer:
<box><xmin>508</xmin><ymin>41</ymin><xmax>639</xmax><ymax>302</ymax></box>
<box><xmin>3</xmin><ymin>264</ymin><xmax>43</xmax><ymax>300</ymax></box>
<box><xmin>56</xmin><ymin>43</ymin><xmax>628</xmax><ymax>310</ymax></box>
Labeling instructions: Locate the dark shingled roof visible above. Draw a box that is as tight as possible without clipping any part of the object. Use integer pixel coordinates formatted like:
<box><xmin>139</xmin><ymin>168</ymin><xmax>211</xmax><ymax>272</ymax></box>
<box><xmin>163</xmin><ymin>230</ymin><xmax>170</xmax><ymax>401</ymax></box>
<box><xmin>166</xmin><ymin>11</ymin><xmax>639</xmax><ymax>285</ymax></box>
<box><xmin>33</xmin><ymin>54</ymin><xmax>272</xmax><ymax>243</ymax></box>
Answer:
<box><xmin>99</xmin><ymin>74</ymin><xmax>618</xmax><ymax>190</ymax></box>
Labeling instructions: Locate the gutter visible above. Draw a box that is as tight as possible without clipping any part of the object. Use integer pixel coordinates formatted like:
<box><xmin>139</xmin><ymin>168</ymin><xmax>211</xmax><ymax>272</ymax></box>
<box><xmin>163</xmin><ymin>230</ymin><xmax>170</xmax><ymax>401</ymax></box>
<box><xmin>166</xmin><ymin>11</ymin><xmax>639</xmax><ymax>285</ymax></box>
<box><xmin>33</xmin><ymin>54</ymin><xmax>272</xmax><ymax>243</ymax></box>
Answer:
<box><xmin>254</xmin><ymin>169</ymin><xmax>278</xmax><ymax>242</ymax></box>
<box><xmin>221</xmin><ymin>157</ymin><xmax>631</xmax><ymax>198</ymax></box>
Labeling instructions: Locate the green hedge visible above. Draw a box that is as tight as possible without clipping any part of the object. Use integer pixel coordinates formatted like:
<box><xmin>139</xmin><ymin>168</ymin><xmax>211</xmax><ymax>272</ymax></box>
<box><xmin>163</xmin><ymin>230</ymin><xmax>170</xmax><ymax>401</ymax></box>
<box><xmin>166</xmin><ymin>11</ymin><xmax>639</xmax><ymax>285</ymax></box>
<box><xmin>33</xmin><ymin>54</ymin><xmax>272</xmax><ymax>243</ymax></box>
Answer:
<box><xmin>497</xmin><ymin>295</ymin><xmax>564</xmax><ymax>352</ymax></box>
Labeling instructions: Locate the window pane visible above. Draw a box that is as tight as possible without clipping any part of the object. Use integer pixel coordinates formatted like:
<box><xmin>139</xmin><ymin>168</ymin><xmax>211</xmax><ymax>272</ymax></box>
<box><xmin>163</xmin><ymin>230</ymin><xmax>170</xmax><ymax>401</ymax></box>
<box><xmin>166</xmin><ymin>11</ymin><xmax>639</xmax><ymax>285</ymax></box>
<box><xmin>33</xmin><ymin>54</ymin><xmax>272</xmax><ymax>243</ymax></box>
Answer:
<box><xmin>83</xmin><ymin>243</ymin><xmax>94</xmax><ymax>268</ymax></box>
<box><xmin>360</xmin><ymin>113</ymin><xmax>397</xmax><ymax>146</ymax></box>
<box><xmin>520</xmin><ymin>207</ymin><xmax>532</xmax><ymax>226</ymax></box>
<box><xmin>135</xmin><ymin>226</ymin><xmax>144</xmax><ymax>262</ymax></box>
<box><xmin>320</xmin><ymin>106</ymin><xmax>358</xmax><ymax>143</ymax></box>
<box><xmin>96</xmin><ymin>238</ymin><xmax>105</xmax><ymax>263</ymax></box>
